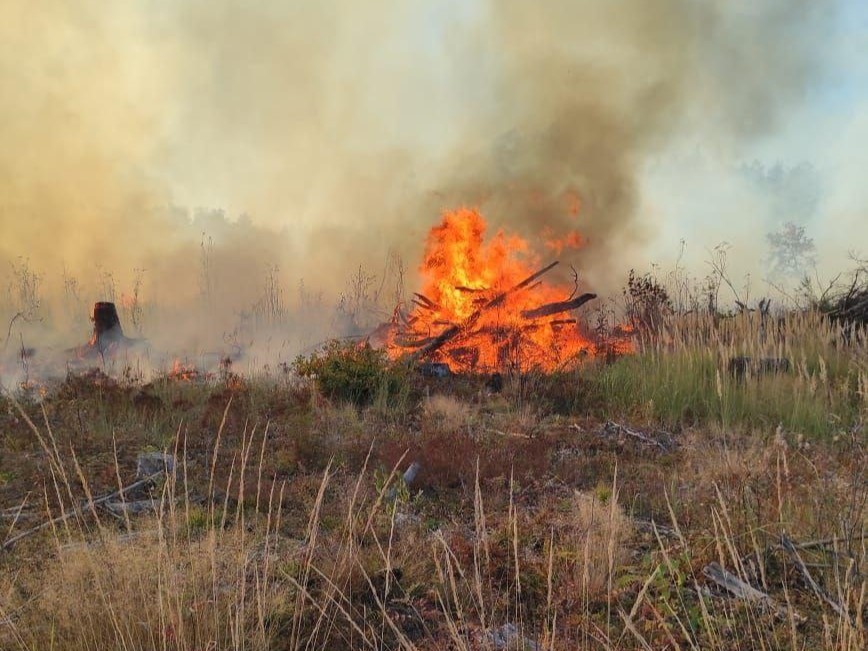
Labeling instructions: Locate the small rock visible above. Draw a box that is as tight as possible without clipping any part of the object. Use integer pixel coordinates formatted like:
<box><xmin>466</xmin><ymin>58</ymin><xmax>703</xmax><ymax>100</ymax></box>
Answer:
<box><xmin>487</xmin><ymin>623</ymin><xmax>540</xmax><ymax>651</ymax></box>
<box><xmin>136</xmin><ymin>452</ymin><xmax>175</xmax><ymax>479</ymax></box>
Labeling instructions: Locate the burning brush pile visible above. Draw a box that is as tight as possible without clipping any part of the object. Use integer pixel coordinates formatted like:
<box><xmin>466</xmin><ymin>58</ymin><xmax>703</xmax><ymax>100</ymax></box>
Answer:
<box><xmin>370</xmin><ymin>208</ymin><xmax>632</xmax><ymax>372</ymax></box>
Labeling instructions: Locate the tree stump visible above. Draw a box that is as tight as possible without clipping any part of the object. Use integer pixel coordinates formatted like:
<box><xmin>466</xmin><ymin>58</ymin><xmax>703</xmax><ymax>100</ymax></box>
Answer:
<box><xmin>90</xmin><ymin>302</ymin><xmax>125</xmax><ymax>351</ymax></box>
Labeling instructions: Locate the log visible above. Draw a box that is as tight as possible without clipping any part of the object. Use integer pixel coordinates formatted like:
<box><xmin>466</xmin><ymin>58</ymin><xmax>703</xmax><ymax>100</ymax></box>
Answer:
<box><xmin>728</xmin><ymin>357</ymin><xmax>791</xmax><ymax>382</ymax></box>
<box><xmin>417</xmin><ymin>362</ymin><xmax>451</xmax><ymax>378</ymax></box>
<box><xmin>520</xmin><ymin>292</ymin><xmax>597</xmax><ymax>319</ymax></box>
<box><xmin>72</xmin><ymin>301</ymin><xmax>147</xmax><ymax>359</ymax></box>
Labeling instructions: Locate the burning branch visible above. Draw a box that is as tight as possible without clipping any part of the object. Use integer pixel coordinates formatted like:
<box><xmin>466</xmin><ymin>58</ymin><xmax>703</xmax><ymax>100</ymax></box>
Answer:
<box><xmin>520</xmin><ymin>292</ymin><xmax>597</xmax><ymax>320</ymax></box>
<box><xmin>369</xmin><ymin>208</ymin><xmax>632</xmax><ymax>371</ymax></box>
<box><xmin>412</xmin><ymin>261</ymin><xmax>561</xmax><ymax>360</ymax></box>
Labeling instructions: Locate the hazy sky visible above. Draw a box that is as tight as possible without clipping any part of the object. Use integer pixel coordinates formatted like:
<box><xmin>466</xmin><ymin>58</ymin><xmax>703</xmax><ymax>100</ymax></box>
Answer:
<box><xmin>640</xmin><ymin>0</ymin><xmax>868</xmax><ymax>273</ymax></box>
<box><xmin>153</xmin><ymin>0</ymin><xmax>868</xmax><ymax>275</ymax></box>
<box><xmin>1</xmin><ymin>0</ymin><xmax>865</xmax><ymax>306</ymax></box>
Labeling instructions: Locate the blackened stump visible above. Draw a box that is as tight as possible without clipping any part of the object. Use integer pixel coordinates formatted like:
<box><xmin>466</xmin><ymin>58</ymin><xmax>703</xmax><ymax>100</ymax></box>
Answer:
<box><xmin>90</xmin><ymin>302</ymin><xmax>124</xmax><ymax>351</ymax></box>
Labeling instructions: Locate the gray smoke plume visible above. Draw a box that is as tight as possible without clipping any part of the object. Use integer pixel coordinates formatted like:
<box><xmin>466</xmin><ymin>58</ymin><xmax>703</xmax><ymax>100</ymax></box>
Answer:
<box><xmin>0</xmin><ymin>0</ymin><xmax>837</xmax><ymax>358</ymax></box>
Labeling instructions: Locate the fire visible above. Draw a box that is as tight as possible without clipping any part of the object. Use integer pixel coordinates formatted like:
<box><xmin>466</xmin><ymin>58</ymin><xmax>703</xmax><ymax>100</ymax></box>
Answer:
<box><xmin>543</xmin><ymin>228</ymin><xmax>585</xmax><ymax>256</ymax></box>
<box><xmin>381</xmin><ymin>208</ymin><xmax>630</xmax><ymax>372</ymax></box>
<box><xmin>168</xmin><ymin>359</ymin><xmax>203</xmax><ymax>381</ymax></box>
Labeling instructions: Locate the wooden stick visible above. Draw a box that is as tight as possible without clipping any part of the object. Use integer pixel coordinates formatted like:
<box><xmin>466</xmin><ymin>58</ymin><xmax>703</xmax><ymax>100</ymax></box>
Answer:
<box><xmin>413</xmin><ymin>261</ymin><xmax>560</xmax><ymax>359</ymax></box>
<box><xmin>702</xmin><ymin>562</ymin><xmax>797</xmax><ymax>621</ymax></box>
<box><xmin>780</xmin><ymin>535</ymin><xmax>853</xmax><ymax>625</ymax></box>
<box><xmin>520</xmin><ymin>293</ymin><xmax>597</xmax><ymax>319</ymax></box>
<box><xmin>412</xmin><ymin>293</ymin><xmax>439</xmax><ymax>310</ymax></box>
<box><xmin>2</xmin><ymin>471</ymin><xmax>164</xmax><ymax>551</ymax></box>
<box><xmin>602</xmin><ymin>421</ymin><xmax>673</xmax><ymax>452</ymax></box>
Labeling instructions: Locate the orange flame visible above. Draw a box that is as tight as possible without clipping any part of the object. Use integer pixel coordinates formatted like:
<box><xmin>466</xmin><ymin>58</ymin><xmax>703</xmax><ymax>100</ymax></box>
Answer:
<box><xmin>543</xmin><ymin>228</ymin><xmax>585</xmax><ymax>256</ymax></box>
<box><xmin>168</xmin><ymin>359</ymin><xmax>202</xmax><ymax>381</ymax></box>
<box><xmin>384</xmin><ymin>208</ymin><xmax>630</xmax><ymax>371</ymax></box>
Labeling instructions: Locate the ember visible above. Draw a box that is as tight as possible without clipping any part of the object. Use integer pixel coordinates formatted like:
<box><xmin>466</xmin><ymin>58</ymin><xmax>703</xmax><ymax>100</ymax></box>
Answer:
<box><xmin>374</xmin><ymin>208</ymin><xmax>632</xmax><ymax>372</ymax></box>
<box><xmin>167</xmin><ymin>359</ymin><xmax>205</xmax><ymax>382</ymax></box>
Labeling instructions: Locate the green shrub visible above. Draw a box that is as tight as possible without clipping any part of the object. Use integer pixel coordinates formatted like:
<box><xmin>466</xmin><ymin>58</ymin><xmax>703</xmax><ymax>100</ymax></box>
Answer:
<box><xmin>293</xmin><ymin>340</ymin><xmax>407</xmax><ymax>406</ymax></box>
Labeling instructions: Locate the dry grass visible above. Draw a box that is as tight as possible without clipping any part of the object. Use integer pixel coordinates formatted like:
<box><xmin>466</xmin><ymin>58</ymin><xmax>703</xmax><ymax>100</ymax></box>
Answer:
<box><xmin>421</xmin><ymin>394</ymin><xmax>477</xmax><ymax>434</ymax></box>
<box><xmin>558</xmin><ymin>488</ymin><xmax>633</xmax><ymax>599</ymax></box>
<box><xmin>590</xmin><ymin>309</ymin><xmax>867</xmax><ymax>437</ymax></box>
<box><xmin>0</xmin><ymin>309</ymin><xmax>865</xmax><ymax>650</ymax></box>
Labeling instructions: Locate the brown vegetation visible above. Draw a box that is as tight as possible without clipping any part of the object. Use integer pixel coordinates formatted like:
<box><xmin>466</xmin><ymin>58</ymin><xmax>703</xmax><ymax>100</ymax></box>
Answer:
<box><xmin>0</xmin><ymin>303</ymin><xmax>865</xmax><ymax>650</ymax></box>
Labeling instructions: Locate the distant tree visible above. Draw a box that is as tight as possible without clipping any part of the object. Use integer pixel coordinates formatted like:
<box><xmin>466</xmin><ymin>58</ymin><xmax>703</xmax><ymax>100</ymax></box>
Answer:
<box><xmin>742</xmin><ymin>161</ymin><xmax>821</xmax><ymax>224</ymax></box>
<box><xmin>766</xmin><ymin>222</ymin><xmax>816</xmax><ymax>279</ymax></box>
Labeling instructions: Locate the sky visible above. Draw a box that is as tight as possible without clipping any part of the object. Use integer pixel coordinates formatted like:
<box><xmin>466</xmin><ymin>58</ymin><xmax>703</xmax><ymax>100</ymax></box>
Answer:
<box><xmin>641</xmin><ymin>0</ymin><xmax>867</xmax><ymax>275</ymax></box>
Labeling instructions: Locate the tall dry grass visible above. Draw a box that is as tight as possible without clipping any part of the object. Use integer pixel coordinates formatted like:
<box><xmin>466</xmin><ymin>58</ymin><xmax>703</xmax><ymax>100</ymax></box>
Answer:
<box><xmin>590</xmin><ymin>309</ymin><xmax>867</xmax><ymax>437</ymax></box>
<box><xmin>0</xmin><ymin>307</ymin><xmax>865</xmax><ymax>649</ymax></box>
<box><xmin>1</xmin><ymin>407</ymin><xmax>863</xmax><ymax>650</ymax></box>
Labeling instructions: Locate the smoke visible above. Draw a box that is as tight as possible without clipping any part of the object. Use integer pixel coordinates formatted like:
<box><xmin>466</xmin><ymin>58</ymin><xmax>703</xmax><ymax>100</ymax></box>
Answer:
<box><xmin>0</xmin><ymin>0</ymin><xmax>840</xmax><ymax>357</ymax></box>
<box><xmin>421</xmin><ymin>1</ymin><xmax>836</xmax><ymax>290</ymax></box>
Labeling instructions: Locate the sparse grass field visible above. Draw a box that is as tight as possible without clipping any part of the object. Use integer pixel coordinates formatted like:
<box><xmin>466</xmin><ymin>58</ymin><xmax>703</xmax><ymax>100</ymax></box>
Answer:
<box><xmin>0</xmin><ymin>310</ymin><xmax>865</xmax><ymax>650</ymax></box>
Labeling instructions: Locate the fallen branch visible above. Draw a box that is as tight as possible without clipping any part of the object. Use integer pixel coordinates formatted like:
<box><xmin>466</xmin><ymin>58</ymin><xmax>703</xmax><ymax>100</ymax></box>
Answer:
<box><xmin>790</xmin><ymin>533</ymin><xmax>868</xmax><ymax>551</ymax></box>
<box><xmin>104</xmin><ymin>499</ymin><xmax>161</xmax><ymax>516</ymax></box>
<box><xmin>702</xmin><ymin>562</ymin><xmax>798</xmax><ymax>621</ymax></box>
<box><xmin>602</xmin><ymin>421</ymin><xmax>674</xmax><ymax>452</ymax></box>
<box><xmin>520</xmin><ymin>292</ymin><xmax>596</xmax><ymax>319</ymax></box>
<box><xmin>2</xmin><ymin>471</ymin><xmax>165</xmax><ymax>551</ymax></box>
<box><xmin>780</xmin><ymin>535</ymin><xmax>853</xmax><ymax>625</ymax></box>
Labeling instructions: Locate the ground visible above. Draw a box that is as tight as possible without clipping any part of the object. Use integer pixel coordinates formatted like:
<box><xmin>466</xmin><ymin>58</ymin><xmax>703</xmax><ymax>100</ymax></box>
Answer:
<box><xmin>0</xmin><ymin>312</ymin><xmax>865</xmax><ymax>650</ymax></box>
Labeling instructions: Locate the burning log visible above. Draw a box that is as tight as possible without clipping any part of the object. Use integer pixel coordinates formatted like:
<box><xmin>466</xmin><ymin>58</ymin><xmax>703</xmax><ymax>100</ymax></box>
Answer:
<box><xmin>488</xmin><ymin>261</ymin><xmax>559</xmax><ymax>308</ymax></box>
<box><xmin>520</xmin><ymin>293</ymin><xmax>597</xmax><ymax>319</ymax></box>
<box><xmin>369</xmin><ymin>208</ymin><xmax>636</xmax><ymax>371</ymax></box>
<box><xmin>413</xmin><ymin>261</ymin><xmax>560</xmax><ymax>360</ymax></box>
<box><xmin>412</xmin><ymin>293</ymin><xmax>439</xmax><ymax>310</ymax></box>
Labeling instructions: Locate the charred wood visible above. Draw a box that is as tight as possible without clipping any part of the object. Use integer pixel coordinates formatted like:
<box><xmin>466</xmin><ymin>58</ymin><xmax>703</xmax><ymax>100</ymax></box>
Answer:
<box><xmin>413</xmin><ymin>261</ymin><xmax>559</xmax><ymax>359</ymax></box>
<box><xmin>412</xmin><ymin>293</ymin><xmax>439</xmax><ymax>310</ymax></box>
<box><xmin>520</xmin><ymin>292</ymin><xmax>597</xmax><ymax>319</ymax></box>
